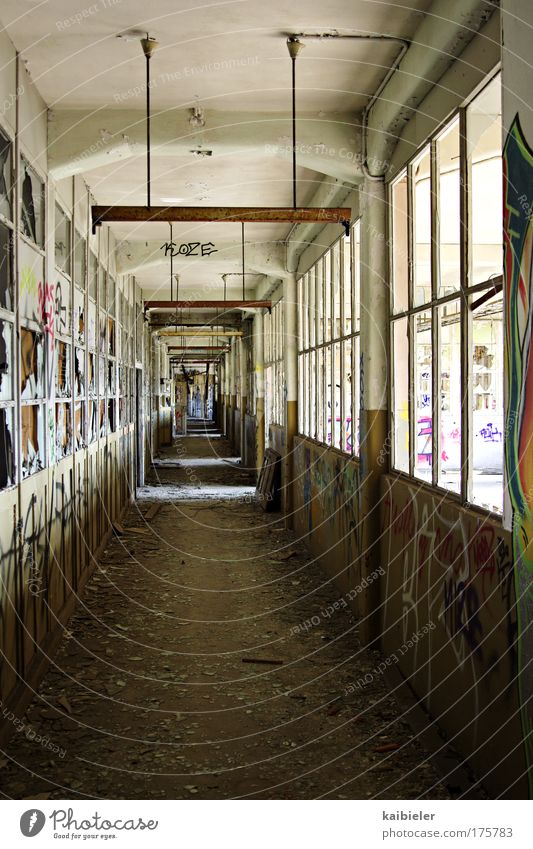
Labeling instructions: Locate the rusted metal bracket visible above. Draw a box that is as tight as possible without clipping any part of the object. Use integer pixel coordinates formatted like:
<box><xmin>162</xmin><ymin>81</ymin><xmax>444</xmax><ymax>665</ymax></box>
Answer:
<box><xmin>92</xmin><ymin>205</ymin><xmax>351</xmax><ymax>233</ymax></box>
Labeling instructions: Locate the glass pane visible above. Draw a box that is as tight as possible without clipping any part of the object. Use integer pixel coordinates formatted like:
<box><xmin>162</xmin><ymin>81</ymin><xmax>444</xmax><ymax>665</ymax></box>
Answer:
<box><xmin>55</xmin><ymin>204</ymin><xmax>71</xmax><ymax>275</ymax></box>
<box><xmin>468</xmin><ymin>74</ymin><xmax>503</xmax><ymax>286</ymax></box>
<box><xmin>74</xmin><ymin>232</ymin><xmax>86</xmax><ymax>291</ymax></box>
<box><xmin>343</xmin><ymin>235</ymin><xmax>352</xmax><ymax>336</ymax></box>
<box><xmin>99</xmin><ymin>264</ymin><xmax>106</xmax><ymax>309</ymax></box>
<box><xmin>88</xmin><ymin>250</ymin><xmax>97</xmax><ymax>301</ymax></box>
<box><xmin>332</xmin><ymin>242</ymin><xmax>341</xmax><ymax>339</ymax></box>
<box><xmin>316</xmin><ymin>262</ymin><xmax>323</xmax><ymax>346</ymax></box>
<box><xmin>352</xmin><ymin>335</ymin><xmax>360</xmax><ymax>454</ymax></box>
<box><xmin>437</xmin><ymin>118</ymin><xmax>461</xmax><ymax>296</ymax></box>
<box><xmin>353</xmin><ymin>220</ymin><xmax>361</xmax><ymax>332</ymax></box>
<box><xmin>472</xmin><ymin>291</ymin><xmax>503</xmax><ymax>512</ymax></box>
<box><xmin>324</xmin><ymin>255</ymin><xmax>331</xmax><ymax>343</ymax></box>
<box><xmin>21</xmin><ymin>158</ymin><xmax>44</xmax><ymax>247</ymax></box>
<box><xmin>325</xmin><ymin>345</ymin><xmax>332</xmax><ymax>445</ymax></box>
<box><xmin>309</xmin><ymin>268</ymin><xmax>316</xmax><ymax>348</ymax></box>
<box><xmin>332</xmin><ymin>341</ymin><xmax>342</xmax><ymax>449</ymax></box>
<box><xmin>343</xmin><ymin>338</ymin><xmax>352</xmax><ymax>453</ymax></box>
<box><xmin>414</xmin><ymin>310</ymin><xmax>432</xmax><ymax>480</ymax></box>
<box><xmin>0</xmin><ymin>221</ymin><xmax>14</xmax><ymax>311</ymax></box>
<box><xmin>439</xmin><ymin>301</ymin><xmax>461</xmax><ymax>492</ymax></box>
<box><xmin>0</xmin><ymin>131</ymin><xmax>13</xmax><ymax>221</ymax></box>
<box><xmin>391</xmin><ymin>171</ymin><xmax>409</xmax><ymax>313</ymax></box>
<box><xmin>392</xmin><ymin>318</ymin><xmax>409</xmax><ymax>472</ymax></box>
<box><xmin>309</xmin><ymin>349</ymin><xmax>316</xmax><ymax>440</ymax></box>
<box><xmin>413</xmin><ymin>147</ymin><xmax>432</xmax><ymax>306</ymax></box>
<box><xmin>316</xmin><ymin>347</ymin><xmax>324</xmax><ymax>443</ymax></box>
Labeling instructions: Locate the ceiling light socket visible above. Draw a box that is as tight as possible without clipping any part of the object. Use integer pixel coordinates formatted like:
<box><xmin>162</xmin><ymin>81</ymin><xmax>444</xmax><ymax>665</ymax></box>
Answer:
<box><xmin>141</xmin><ymin>35</ymin><xmax>159</xmax><ymax>59</ymax></box>
<box><xmin>287</xmin><ymin>37</ymin><xmax>305</xmax><ymax>60</ymax></box>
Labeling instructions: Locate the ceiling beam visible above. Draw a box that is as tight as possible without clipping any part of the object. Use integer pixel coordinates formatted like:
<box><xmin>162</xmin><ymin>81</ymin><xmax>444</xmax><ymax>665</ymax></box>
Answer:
<box><xmin>145</xmin><ymin>299</ymin><xmax>271</xmax><ymax>310</ymax></box>
<box><xmin>93</xmin><ymin>205</ymin><xmax>350</xmax><ymax>233</ymax></box>
<box><xmin>168</xmin><ymin>346</ymin><xmax>228</xmax><ymax>351</ymax></box>
<box><xmin>160</xmin><ymin>330</ymin><xmax>242</xmax><ymax>337</ymax></box>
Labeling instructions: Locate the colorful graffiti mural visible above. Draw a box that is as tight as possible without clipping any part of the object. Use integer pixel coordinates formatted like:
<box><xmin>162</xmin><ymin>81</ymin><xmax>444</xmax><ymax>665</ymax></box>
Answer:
<box><xmin>503</xmin><ymin>114</ymin><xmax>533</xmax><ymax>791</ymax></box>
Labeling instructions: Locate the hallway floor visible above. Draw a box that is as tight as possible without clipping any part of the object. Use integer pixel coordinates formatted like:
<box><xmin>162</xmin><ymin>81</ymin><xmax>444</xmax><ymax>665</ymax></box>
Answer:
<box><xmin>1</xmin><ymin>425</ymin><xmax>451</xmax><ymax>800</ymax></box>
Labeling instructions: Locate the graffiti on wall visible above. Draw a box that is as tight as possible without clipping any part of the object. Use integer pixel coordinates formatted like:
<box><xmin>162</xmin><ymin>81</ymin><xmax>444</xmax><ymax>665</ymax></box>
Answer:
<box><xmin>381</xmin><ymin>480</ymin><xmax>518</xmax><ymax>752</ymax></box>
<box><xmin>503</xmin><ymin>114</ymin><xmax>533</xmax><ymax>789</ymax></box>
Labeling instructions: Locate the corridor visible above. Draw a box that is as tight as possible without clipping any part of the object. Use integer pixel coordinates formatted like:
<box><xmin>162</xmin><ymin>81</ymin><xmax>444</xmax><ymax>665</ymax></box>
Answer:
<box><xmin>1</xmin><ymin>428</ymin><xmax>449</xmax><ymax>800</ymax></box>
<box><xmin>0</xmin><ymin>0</ymin><xmax>531</xmax><ymax>814</ymax></box>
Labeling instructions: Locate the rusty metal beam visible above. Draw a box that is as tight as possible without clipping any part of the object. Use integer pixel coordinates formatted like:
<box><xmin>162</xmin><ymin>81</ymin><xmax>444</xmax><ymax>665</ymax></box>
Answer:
<box><xmin>168</xmin><ymin>345</ymin><xmax>227</xmax><ymax>348</ymax></box>
<box><xmin>92</xmin><ymin>205</ymin><xmax>351</xmax><ymax>232</ymax></box>
<box><xmin>145</xmin><ymin>299</ymin><xmax>270</xmax><ymax>310</ymax></box>
<box><xmin>159</xmin><ymin>330</ymin><xmax>242</xmax><ymax>337</ymax></box>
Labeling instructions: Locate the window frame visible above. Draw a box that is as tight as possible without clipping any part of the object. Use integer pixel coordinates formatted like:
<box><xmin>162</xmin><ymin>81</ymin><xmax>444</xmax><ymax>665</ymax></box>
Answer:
<box><xmin>389</xmin><ymin>70</ymin><xmax>504</xmax><ymax>516</ymax></box>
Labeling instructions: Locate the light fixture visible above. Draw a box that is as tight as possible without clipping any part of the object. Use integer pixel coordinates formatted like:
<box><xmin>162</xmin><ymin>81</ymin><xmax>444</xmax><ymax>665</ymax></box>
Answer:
<box><xmin>160</xmin><ymin>196</ymin><xmax>184</xmax><ymax>203</ymax></box>
<box><xmin>140</xmin><ymin>34</ymin><xmax>159</xmax><ymax>207</ymax></box>
<box><xmin>286</xmin><ymin>37</ymin><xmax>304</xmax><ymax>209</ymax></box>
<box><xmin>189</xmin><ymin>96</ymin><xmax>206</xmax><ymax>128</ymax></box>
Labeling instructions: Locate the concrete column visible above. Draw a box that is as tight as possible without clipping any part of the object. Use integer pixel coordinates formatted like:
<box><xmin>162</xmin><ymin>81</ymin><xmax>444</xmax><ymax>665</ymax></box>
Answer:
<box><xmin>359</xmin><ymin>175</ymin><xmax>388</xmax><ymax>645</ymax></box>
<box><xmin>229</xmin><ymin>340</ymin><xmax>236</xmax><ymax>449</ymax></box>
<box><xmin>238</xmin><ymin>335</ymin><xmax>247</xmax><ymax>464</ymax></box>
<box><xmin>254</xmin><ymin>312</ymin><xmax>265</xmax><ymax>475</ymax></box>
<box><xmin>284</xmin><ymin>272</ymin><xmax>298</xmax><ymax>524</ymax></box>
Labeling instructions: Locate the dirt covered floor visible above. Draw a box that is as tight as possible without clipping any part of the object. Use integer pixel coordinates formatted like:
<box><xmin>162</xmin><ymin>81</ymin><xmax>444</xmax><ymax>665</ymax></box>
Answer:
<box><xmin>0</xmin><ymin>428</ymin><xmax>452</xmax><ymax>800</ymax></box>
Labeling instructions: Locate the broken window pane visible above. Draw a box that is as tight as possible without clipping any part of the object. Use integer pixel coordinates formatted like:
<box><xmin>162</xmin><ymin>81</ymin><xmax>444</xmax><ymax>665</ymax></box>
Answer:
<box><xmin>99</xmin><ymin>311</ymin><xmax>106</xmax><ymax>353</ymax></box>
<box><xmin>55</xmin><ymin>340</ymin><xmax>71</xmax><ymax>398</ymax></box>
<box><xmin>55</xmin><ymin>204</ymin><xmax>71</xmax><ymax>275</ymax></box>
<box><xmin>20</xmin><ymin>328</ymin><xmax>44</xmax><ymax>400</ymax></box>
<box><xmin>74</xmin><ymin>399</ymin><xmax>85</xmax><ymax>450</ymax></box>
<box><xmin>99</xmin><ymin>399</ymin><xmax>106</xmax><ymax>437</ymax></box>
<box><xmin>108</xmin><ymin>277</ymin><xmax>116</xmax><ymax>317</ymax></box>
<box><xmin>0</xmin><ymin>320</ymin><xmax>14</xmax><ymax>401</ymax></box>
<box><xmin>55</xmin><ymin>402</ymin><xmax>72</xmax><ymax>459</ymax></box>
<box><xmin>0</xmin><ymin>407</ymin><xmax>15</xmax><ymax>488</ymax></box>
<box><xmin>21</xmin><ymin>403</ymin><xmax>45</xmax><ymax>477</ymax></box>
<box><xmin>88</xmin><ymin>400</ymin><xmax>97</xmax><ymax>443</ymax></box>
<box><xmin>54</xmin><ymin>276</ymin><xmax>71</xmax><ymax>338</ymax></box>
<box><xmin>0</xmin><ymin>130</ymin><xmax>13</xmax><ymax>222</ymax></box>
<box><xmin>0</xmin><ymin>221</ymin><xmax>14</xmax><ymax>311</ymax></box>
<box><xmin>74</xmin><ymin>286</ymin><xmax>85</xmax><ymax>345</ymax></box>
<box><xmin>88</xmin><ymin>352</ymin><xmax>96</xmax><ymax>397</ymax></box>
<box><xmin>74</xmin><ymin>347</ymin><xmax>85</xmax><ymax>396</ymax></box>
<box><xmin>20</xmin><ymin>157</ymin><xmax>44</xmax><ymax>247</ymax></box>
<box><xmin>108</xmin><ymin>318</ymin><xmax>115</xmax><ymax>356</ymax></box>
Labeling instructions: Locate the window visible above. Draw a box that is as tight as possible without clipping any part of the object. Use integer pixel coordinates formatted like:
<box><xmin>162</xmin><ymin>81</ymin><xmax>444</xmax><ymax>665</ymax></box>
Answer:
<box><xmin>20</xmin><ymin>328</ymin><xmax>45</xmax><ymax>476</ymax></box>
<box><xmin>264</xmin><ymin>299</ymin><xmax>284</xmax><ymax>441</ymax></box>
<box><xmin>298</xmin><ymin>221</ymin><xmax>360</xmax><ymax>454</ymax></box>
<box><xmin>0</xmin><ymin>130</ymin><xmax>13</xmax><ymax>222</ymax></box>
<box><xmin>20</xmin><ymin>157</ymin><xmax>44</xmax><ymax>248</ymax></box>
<box><xmin>390</xmin><ymin>73</ymin><xmax>503</xmax><ymax>513</ymax></box>
<box><xmin>55</xmin><ymin>204</ymin><xmax>71</xmax><ymax>275</ymax></box>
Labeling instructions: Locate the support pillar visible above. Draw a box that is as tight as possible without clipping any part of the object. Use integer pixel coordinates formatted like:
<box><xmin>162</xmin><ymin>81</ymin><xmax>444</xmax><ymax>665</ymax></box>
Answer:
<box><xmin>284</xmin><ymin>272</ymin><xmax>298</xmax><ymax>525</ymax></box>
<box><xmin>229</xmin><ymin>340</ymin><xmax>236</xmax><ymax>450</ymax></box>
<box><xmin>254</xmin><ymin>312</ymin><xmax>265</xmax><ymax>477</ymax></box>
<box><xmin>239</xmin><ymin>335</ymin><xmax>247</xmax><ymax>466</ymax></box>
<box><xmin>359</xmin><ymin>175</ymin><xmax>388</xmax><ymax>645</ymax></box>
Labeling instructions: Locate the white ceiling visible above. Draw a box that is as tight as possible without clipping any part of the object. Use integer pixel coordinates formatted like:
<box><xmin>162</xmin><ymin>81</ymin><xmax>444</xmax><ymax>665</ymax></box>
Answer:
<box><xmin>1</xmin><ymin>0</ymin><xmax>432</xmax><ymax>300</ymax></box>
